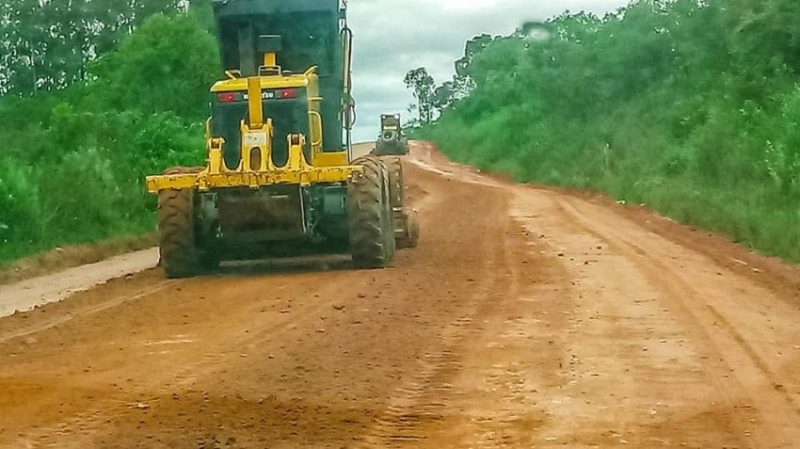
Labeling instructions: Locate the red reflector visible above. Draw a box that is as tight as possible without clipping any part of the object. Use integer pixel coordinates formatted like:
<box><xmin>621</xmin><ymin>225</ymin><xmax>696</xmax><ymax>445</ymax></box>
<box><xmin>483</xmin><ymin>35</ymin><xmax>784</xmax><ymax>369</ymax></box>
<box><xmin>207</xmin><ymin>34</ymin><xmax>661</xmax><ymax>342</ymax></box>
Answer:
<box><xmin>280</xmin><ymin>89</ymin><xmax>298</xmax><ymax>99</ymax></box>
<box><xmin>217</xmin><ymin>92</ymin><xmax>238</xmax><ymax>103</ymax></box>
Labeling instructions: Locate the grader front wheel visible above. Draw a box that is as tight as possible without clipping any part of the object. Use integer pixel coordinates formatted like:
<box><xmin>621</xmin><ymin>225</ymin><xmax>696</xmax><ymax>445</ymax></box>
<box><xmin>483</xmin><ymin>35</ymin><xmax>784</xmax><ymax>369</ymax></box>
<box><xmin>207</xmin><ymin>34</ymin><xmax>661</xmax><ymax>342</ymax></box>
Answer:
<box><xmin>348</xmin><ymin>157</ymin><xmax>395</xmax><ymax>268</ymax></box>
<box><xmin>397</xmin><ymin>208</ymin><xmax>420</xmax><ymax>249</ymax></box>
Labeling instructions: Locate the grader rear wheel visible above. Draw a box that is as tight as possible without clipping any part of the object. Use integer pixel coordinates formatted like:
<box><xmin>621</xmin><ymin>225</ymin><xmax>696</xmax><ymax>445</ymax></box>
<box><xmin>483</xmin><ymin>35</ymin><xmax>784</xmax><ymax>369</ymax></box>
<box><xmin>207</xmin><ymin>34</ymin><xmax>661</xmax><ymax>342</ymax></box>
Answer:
<box><xmin>348</xmin><ymin>157</ymin><xmax>395</xmax><ymax>268</ymax></box>
<box><xmin>373</xmin><ymin>158</ymin><xmax>397</xmax><ymax>260</ymax></box>
<box><xmin>382</xmin><ymin>157</ymin><xmax>404</xmax><ymax>210</ymax></box>
<box><xmin>363</xmin><ymin>156</ymin><xmax>396</xmax><ymax>260</ymax></box>
<box><xmin>158</xmin><ymin>188</ymin><xmax>201</xmax><ymax>279</ymax></box>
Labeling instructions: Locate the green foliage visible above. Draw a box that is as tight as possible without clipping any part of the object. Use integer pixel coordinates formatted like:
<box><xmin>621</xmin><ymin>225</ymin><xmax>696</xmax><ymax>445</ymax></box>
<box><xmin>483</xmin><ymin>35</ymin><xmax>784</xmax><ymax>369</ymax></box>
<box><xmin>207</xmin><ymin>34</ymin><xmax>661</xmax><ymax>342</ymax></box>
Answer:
<box><xmin>420</xmin><ymin>0</ymin><xmax>800</xmax><ymax>261</ymax></box>
<box><xmin>404</xmin><ymin>68</ymin><xmax>436</xmax><ymax>125</ymax></box>
<box><xmin>90</xmin><ymin>14</ymin><xmax>220</xmax><ymax>118</ymax></box>
<box><xmin>0</xmin><ymin>11</ymin><xmax>215</xmax><ymax>264</ymax></box>
<box><xmin>0</xmin><ymin>0</ymin><xmax>185</xmax><ymax>95</ymax></box>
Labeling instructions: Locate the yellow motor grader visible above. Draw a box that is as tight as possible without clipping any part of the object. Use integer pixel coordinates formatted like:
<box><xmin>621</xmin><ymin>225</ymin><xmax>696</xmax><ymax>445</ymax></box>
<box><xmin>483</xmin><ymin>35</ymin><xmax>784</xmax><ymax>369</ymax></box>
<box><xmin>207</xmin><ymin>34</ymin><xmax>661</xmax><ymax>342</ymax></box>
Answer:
<box><xmin>146</xmin><ymin>0</ymin><xmax>418</xmax><ymax>278</ymax></box>
<box><xmin>374</xmin><ymin>114</ymin><xmax>409</xmax><ymax>156</ymax></box>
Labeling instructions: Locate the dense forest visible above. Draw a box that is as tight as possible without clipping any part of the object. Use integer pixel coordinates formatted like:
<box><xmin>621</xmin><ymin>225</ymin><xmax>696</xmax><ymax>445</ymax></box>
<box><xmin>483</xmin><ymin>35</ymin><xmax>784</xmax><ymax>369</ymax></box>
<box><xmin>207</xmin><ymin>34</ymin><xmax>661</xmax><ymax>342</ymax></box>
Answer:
<box><xmin>415</xmin><ymin>0</ymin><xmax>800</xmax><ymax>261</ymax></box>
<box><xmin>0</xmin><ymin>0</ymin><xmax>218</xmax><ymax>263</ymax></box>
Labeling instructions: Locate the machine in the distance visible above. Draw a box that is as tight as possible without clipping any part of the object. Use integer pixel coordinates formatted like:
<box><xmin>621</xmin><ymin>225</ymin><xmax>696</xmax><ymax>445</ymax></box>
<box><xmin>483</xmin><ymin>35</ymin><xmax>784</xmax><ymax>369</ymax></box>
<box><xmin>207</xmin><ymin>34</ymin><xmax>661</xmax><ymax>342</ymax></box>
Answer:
<box><xmin>145</xmin><ymin>0</ymin><xmax>419</xmax><ymax>278</ymax></box>
<box><xmin>374</xmin><ymin>113</ymin><xmax>410</xmax><ymax>156</ymax></box>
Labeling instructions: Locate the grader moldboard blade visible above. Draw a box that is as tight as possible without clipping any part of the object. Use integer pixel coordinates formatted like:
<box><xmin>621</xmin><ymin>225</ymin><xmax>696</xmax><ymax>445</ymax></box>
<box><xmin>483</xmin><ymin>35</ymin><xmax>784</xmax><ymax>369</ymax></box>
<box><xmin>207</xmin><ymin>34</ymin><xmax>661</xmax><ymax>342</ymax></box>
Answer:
<box><xmin>145</xmin><ymin>0</ymin><xmax>419</xmax><ymax>278</ymax></box>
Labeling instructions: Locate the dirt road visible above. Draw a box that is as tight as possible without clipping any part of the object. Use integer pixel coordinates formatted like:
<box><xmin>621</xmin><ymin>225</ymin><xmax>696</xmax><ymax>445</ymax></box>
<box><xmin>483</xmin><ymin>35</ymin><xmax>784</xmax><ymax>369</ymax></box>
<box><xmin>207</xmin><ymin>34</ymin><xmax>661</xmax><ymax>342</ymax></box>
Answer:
<box><xmin>1</xmin><ymin>142</ymin><xmax>799</xmax><ymax>448</ymax></box>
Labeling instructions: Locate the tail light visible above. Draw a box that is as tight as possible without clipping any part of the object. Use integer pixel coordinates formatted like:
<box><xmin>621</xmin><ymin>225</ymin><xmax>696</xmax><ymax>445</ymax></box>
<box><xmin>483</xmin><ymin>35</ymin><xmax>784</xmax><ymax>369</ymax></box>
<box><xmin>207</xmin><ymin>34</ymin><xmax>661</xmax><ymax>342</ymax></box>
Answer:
<box><xmin>217</xmin><ymin>92</ymin><xmax>241</xmax><ymax>103</ymax></box>
<box><xmin>279</xmin><ymin>89</ymin><xmax>298</xmax><ymax>99</ymax></box>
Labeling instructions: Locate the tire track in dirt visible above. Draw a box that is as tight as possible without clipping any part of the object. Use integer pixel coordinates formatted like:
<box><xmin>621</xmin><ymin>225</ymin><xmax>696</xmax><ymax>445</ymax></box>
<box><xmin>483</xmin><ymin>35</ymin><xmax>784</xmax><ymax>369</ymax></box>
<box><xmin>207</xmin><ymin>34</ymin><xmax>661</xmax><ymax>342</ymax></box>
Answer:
<box><xmin>548</xmin><ymin>193</ymin><xmax>800</xmax><ymax>448</ymax></box>
<box><xmin>354</xmin><ymin>192</ymin><xmax>572</xmax><ymax>448</ymax></box>
<box><xmin>402</xmin><ymin>144</ymin><xmax>798</xmax><ymax>448</ymax></box>
<box><xmin>0</xmin><ymin>280</ymin><xmax>173</xmax><ymax>345</ymax></box>
<box><xmin>356</xmin><ymin>185</ymin><xmax>521</xmax><ymax>447</ymax></box>
<box><xmin>505</xmin><ymin>185</ymin><xmax>751</xmax><ymax>448</ymax></box>
<box><xmin>14</xmin><ymin>268</ymin><xmax>386</xmax><ymax>449</ymax></box>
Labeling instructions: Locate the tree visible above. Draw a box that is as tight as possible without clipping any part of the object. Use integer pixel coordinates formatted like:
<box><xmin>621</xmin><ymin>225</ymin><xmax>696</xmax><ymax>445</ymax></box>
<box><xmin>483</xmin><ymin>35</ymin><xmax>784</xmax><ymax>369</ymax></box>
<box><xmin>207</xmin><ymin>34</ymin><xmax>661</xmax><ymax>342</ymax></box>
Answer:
<box><xmin>89</xmin><ymin>14</ymin><xmax>219</xmax><ymax>118</ymax></box>
<box><xmin>432</xmin><ymin>81</ymin><xmax>456</xmax><ymax>114</ymax></box>
<box><xmin>455</xmin><ymin>34</ymin><xmax>493</xmax><ymax>81</ymax></box>
<box><xmin>0</xmin><ymin>0</ymin><xmax>184</xmax><ymax>96</ymax></box>
<box><xmin>404</xmin><ymin>67</ymin><xmax>435</xmax><ymax>124</ymax></box>
<box><xmin>723</xmin><ymin>0</ymin><xmax>800</xmax><ymax>74</ymax></box>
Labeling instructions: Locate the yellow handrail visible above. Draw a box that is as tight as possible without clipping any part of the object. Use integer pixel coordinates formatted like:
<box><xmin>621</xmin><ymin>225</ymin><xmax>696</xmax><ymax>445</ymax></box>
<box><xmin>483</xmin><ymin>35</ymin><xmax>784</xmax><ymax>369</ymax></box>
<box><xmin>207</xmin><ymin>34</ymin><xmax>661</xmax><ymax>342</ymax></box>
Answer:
<box><xmin>309</xmin><ymin>111</ymin><xmax>323</xmax><ymax>147</ymax></box>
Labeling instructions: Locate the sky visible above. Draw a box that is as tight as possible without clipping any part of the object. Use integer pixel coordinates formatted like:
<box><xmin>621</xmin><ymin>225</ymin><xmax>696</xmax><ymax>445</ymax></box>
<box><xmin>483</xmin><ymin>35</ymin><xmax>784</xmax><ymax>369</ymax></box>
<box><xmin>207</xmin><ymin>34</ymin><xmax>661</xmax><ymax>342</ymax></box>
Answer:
<box><xmin>347</xmin><ymin>0</ymin><xmax>628</xmax><ymax>141</ymax></box>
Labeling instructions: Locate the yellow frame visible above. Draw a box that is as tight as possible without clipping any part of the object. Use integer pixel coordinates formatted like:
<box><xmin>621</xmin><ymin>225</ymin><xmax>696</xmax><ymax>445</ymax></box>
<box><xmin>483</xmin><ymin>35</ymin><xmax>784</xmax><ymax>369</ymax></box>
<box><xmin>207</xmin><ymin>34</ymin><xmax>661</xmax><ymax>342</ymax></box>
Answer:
<box><xmin>147</xmin><ymin>66</ymin><xmax>360</xmax><ymax>194</ymax></box>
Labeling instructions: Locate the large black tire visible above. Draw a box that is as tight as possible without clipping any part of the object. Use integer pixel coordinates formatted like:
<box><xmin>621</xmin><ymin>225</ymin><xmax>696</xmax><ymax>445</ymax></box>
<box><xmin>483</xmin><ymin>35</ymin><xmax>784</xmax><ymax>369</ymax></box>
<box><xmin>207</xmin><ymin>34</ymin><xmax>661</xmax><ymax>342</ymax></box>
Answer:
<box><xmin>158</xmin><ymin>188</ymin><xmax>200</xmax><ymax>279</ymax></box>
<box><xmin>375</xmin><ymin>160</ymin><xmax>397</xmax><ymax>260</ymax></box>
<box><xmin>382</xmin><ymin>157</ymin><xmax>404</xmax><ymax>210</ymax></box>
<box><xmin>159</xmin><ymin>167</ymin><xmax>220</xmax><ymax>276</ymax></box>
<box><xmin>349</xmin><ymin>157</ymin><xmax>395</xmax><ymax>268</ymax></box>
<box><xmin>368</xmin><ymin>157</ymin><xmax>397</xmax><ymax>261</ymax></box>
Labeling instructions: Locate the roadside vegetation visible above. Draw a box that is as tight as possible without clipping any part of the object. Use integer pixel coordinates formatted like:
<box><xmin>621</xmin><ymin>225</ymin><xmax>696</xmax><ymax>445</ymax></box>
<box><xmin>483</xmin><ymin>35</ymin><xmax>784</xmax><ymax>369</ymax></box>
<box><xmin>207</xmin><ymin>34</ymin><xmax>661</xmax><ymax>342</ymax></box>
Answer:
<box><xmin>410</xmin><ymin>0</ymin><xmax>800</xmax><ymax>261</ymax></box>
<box><xmin>0</xmin><ymin>1</ymin><xmax>218</xmax><ymax>263</ymax></box>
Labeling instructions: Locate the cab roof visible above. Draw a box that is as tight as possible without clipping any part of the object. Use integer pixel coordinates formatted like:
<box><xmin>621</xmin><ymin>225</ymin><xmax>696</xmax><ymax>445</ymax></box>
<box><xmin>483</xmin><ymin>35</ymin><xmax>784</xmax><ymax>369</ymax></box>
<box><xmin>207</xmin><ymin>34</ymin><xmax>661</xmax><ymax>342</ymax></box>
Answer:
<box><xmin>212</xmin><ymin>0</ymin><xmax>341</xmax><ymax>16</ymax></box>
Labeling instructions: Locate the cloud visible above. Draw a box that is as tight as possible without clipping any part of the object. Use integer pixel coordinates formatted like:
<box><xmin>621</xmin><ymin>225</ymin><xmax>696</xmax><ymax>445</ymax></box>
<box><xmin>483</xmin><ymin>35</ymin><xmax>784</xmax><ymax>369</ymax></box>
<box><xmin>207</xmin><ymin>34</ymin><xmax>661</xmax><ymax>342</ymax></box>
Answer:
<box><xmin>347</xmin><ymin>0</ymin><xmax>628</xmax><ymax>141</ymax></box>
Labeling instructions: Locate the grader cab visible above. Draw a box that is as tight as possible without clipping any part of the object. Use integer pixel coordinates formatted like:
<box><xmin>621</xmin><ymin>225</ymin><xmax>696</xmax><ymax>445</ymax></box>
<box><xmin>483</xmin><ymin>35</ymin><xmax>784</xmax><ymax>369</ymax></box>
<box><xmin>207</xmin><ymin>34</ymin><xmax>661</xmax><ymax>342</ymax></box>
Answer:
<box><xmin>145</xmin><ymin>0</ymin><xmax>419</xmax><ymax>278</ymax></box>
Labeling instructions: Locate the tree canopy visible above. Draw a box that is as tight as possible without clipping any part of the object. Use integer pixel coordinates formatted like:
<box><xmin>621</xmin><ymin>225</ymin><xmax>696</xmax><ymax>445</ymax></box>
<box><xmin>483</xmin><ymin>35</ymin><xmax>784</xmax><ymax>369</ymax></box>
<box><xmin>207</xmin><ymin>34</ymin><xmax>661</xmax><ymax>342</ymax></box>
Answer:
<box><xmin>0</xmin><ymin>0</ymin><xmax>191</xmax><ymax>96</ymax></box>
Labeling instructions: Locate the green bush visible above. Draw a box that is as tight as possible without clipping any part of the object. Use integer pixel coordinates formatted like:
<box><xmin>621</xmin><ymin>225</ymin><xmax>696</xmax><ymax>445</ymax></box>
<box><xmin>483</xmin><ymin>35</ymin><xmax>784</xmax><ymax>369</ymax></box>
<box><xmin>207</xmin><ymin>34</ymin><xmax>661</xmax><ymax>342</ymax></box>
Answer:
<box><xmin>0</xmin><ymin>162</ymin><xmax>44</xmax><ymax>244</ymax></box>
<box><xmin>0</xmin><ymin>12</ymin><xmax>214</xmax><ymax>264</ymax></box>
